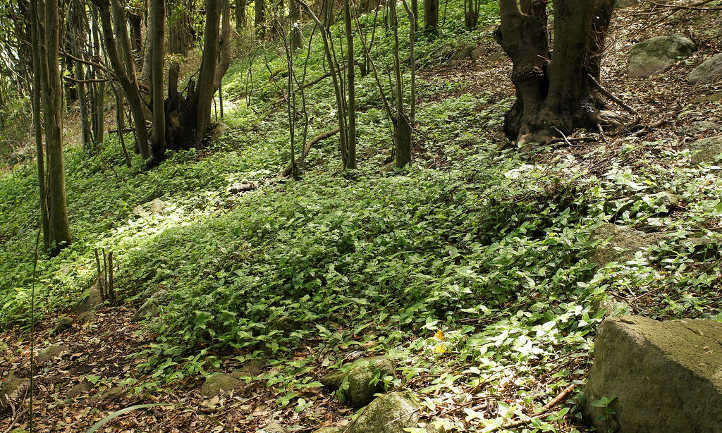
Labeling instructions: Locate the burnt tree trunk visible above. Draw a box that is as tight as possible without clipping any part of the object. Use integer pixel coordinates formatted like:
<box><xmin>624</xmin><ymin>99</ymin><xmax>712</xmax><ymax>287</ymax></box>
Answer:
<box><xmin>495</xmin><ymin>0</ymin><xmax>614</xmax><ymax>145</ymax></box>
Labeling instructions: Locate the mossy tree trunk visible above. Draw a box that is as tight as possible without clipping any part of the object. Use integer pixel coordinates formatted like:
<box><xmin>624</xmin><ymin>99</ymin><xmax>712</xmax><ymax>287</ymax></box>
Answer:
<box><xmin>495</xmin><ymin>0</ymin><xmax>615</xmax><ymax>145</ymax></box>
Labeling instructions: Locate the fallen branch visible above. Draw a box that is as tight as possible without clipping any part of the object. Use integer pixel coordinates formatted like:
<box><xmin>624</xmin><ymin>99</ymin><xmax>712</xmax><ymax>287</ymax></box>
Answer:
<box><xmin>281</xmin><ymin>128</ymin><xmax>341</xmax><ymax>176</ymax></box>
<box><xmin>587</xmin><ymin>74</ymin><xmax>640</xmax><ymax>121</ymax></box>
<box><xmin>485</xmin><ymin>384</ymin><xmax>577</xmax><ymax>433</ymax></box>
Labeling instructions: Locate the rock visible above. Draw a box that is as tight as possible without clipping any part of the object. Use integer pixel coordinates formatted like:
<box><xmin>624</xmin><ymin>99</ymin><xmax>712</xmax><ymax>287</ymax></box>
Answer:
<box><xmin>37</xmin><ymin>343</ymin><xmax>69</xmax><ymax>364</ymax></box>
<box><xmin>228</xmin><ymin>182</ymin><xmax>257</xmax><ymax>194</ymax></box>
<box><xmin>258</xmin><ymin>422</ymin><xmax>287</xmax><ymax>433</ymax></box>
<box><xmin>615</xmin><ymin>0</ymin><xmax>638</xmax><ymax>8</ymax></box>
<box><xmin>690</xmin><ymin>135</ymin><xmax>722</xmax><ymax>166</ymax></box>
<box><xmin>313</xmin><ymin>428</ymin><xmax>343</xmax><ymax>433</ymax></box>
<box><xmin>469</xmin><ymin>47</ymin><xmax>484</xmax><ymax>61</ymax></box>
<box><xmin>321</xmin><ymin>357</ymin><xmax>395</xmax><ymax>407</ymax></box>
<box><xmin>67</xmin><ymin>380</ymin><xmax>91</xmax><ymax>398</ymax></box>
<box><xmin>687</xmin><ymin>120</ymin><xmax>721</xmax><ymax>136</ymax></box>
<box><xmin>594</xmin><ymin>296</ymin><xmax>632</xmax><ymax>318</ymax></box>
<box><xmin>231</xmin><ymin>359</ymin><xmax>266</xmax><ymax>379</ymax></box>
<box><xmin>52</xmin><ymin>315</ymin><xmax>73</xmax><ymax>335</ymax></box>
<box><xmin>346</xmin><ymin>392</ymin><xmax>420</xmax><ymax>433</ymax></box>
<box><xmin>77</xmin><ymin>310</ymin><xmax>95</xmax><ymax>324</ymax></box>
<box><xmin>201</xmin><ymin>373</ymin><xmax>241</xmax><ymax>396</ymax></box>
<box><xmin>134</xmin><ymin>298</ymin><xmax>160</xmax><ymax>320</ymax></box>
<box><xmin>94</xmin><ymin>386</ymin><xmax>125</xmax><ymax>403</ymax></box>
<box><xmin>585</xmin><ymin>316</ymin><xmax>722</xmax><ymax>433</ymax></box>
<box><xmin>0</xmin><ymin>372</ymin><xmax>29</xmax><ymax>400</ymax></box>
<box><xmin>591</xmin><ymin>223</ymin><xmax>663</xmax><ymax>266</ymax></box>
<box><xmin>688</xmin><ymin>53</ymin><xmax>722</xmax><ymax>85</ymax></box>
<box><xmin>628</xmin><ymin>35</ymin><xmax>696</xmax><ymax>77</ymax></box>
<box><xmin>73</xmin><ymin>283</ymin><xmax>103</xmax><ymax>313</ymax></box>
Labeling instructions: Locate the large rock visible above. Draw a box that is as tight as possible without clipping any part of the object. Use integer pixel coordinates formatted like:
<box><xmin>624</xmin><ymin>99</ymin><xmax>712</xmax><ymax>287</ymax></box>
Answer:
<box><xmin>585</xmin><ymin>316</ymin><xmax>722</xmax><ymax>433</ymax></box>
<box><xmin>690</xmin><ymin>135</ymin><xmax>722</xmax><ymax>166</ymax></box>
<box><xmin>688</xmin><ymin>53</ymin><xmax>722</xmax><ymax>85</ymax></box>
<box><xmin>591</xmin><ymin>223</ymin><xmax>662</xmax><ymax>266</ymax></box>
<box><xmin>628</xmin><ymin>35</ymin><xmax>696</xmax><ymax>77</ymax></box>
<box><xmin>321</xmin><ymin>357</ymin><xmax>395</xmax><ymax>407</ymax></box>
<box><xmin>346</xmin><ymin>392</ymin><xmax>420</xmax><ymax>433</ymax></box>
<box><xmin>200</xmin><ymin>373</ymin><xmax>241</xmax><ymax>396</ymax></box>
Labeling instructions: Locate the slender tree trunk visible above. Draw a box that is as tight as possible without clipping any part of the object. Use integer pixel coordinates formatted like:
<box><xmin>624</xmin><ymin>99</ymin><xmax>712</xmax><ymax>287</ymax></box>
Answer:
<box><xmin>40</xmin><ymin>0</ymin><xmax>72</xmax><ymax>253</ymax></box>
<box><xmin>30</xmin><ymin>0</ymin><xmax>49</xmax><ymax>248</ymax></box>
<box><xmin>168</xmin><ymin>0</ymin><xmax>194</xmax><ymax>55</ymax></box>
<box><xmin>495</xmin><ymin>0</ymin><xmax>615</xmax><ymax>144</ymax></box>
<box><xmin>150</xmin><ymin>0</ymin><xmax>166</xmax><ymax>163</ymax></box>
<box><xmin>72</xmin><ymin>2</ymin><xmax>92</xmax><ymax>151</ymax></box>
<box><xmin>289</xmin><ymin>0</ymin><xmax>302</xmax><ymax>50</ymax></box>
<box><xmin>90</xmin><ymin>8</ymin><xmax>106</xmax><ymax>146</ymax></box>
<box><xmin>236</xmin><ymin>0</ymin><xmax>247</xmax><ymax>31</ymax></box>
<box><xmin>128</xmin><ymin>11</ymin><xmax>144</xmax><ymax>69</ymax></box>
<box><xmin>343</xmin><ymin>0</ymin><xmax>355</xmax><ymax>169</ymax></box>
<box><xmin>255</xmin><ymin>0</ymin><xmax>265</xmax><ymax>37</ymax></box>
<box><xmin>390</xmin><ymin>0</ymin><xmax>411</xmax><ymax>167</ymax></box>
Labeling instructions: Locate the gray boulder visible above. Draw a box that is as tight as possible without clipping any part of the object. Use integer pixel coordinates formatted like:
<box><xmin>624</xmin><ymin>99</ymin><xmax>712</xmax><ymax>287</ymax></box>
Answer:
<box><xmin>690</xmin><ymin>135</ymin><xmax>722</xmax><ymax>166</ymax></box>
<box><xmin>346</xmin><ymin>392</ymin><xmax>420</xmax><ymax>433</ymax></box>
<box><xmin>591</xmin><ymin>223</ymin><xmax>663</xmax><ymax>266</ymax></box>
<box><xmin>201</xmin><ymin>373</ymin><xmax>241</xmax><ymax>396</ymax></box>
<box><xmin>321</xmin><ymin>357</ymin><xmax>395</xmax><ymax>407</ymax></box>
<box><xmin>628</xmin><ymin>35</ymin><xmax>696</xmax><ymax>77</ymax></box>
<box><xmin>688</xmin><ymin>53</ymin><xmax>722</xmax><ymax>85</ymax></box>
<box><xmin>585</xmin><ymin>316</ymin><xmax>722</xmax><ymax>433</ymax></box>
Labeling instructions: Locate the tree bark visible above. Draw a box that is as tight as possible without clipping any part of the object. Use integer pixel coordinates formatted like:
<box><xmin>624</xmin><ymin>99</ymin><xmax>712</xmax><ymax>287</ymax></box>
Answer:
<box><xmin>71</xmin><ymin>2</ymin><xmax>92</xmax><ymax>150</ymax></box>
<box><xmin>495</xmin><ymin>0</ymin><xmax>615</xmax><ymax>145</ymax></box>
<box><xmin>38</xmin><ymin>0</ymin><xmax>72</xmax><ymax>254</ymax></box>
<box><xmin>423</xmin><ymin>0</ymin><xmax>437</xmax><ymax>33</ymax></box>
<box><xmin>255</xmin><ymin>0</ymin><xmax>265</xmax><ymax>37</ymax></box>
<box><xmin>30</xmin><ymin>0</ymin><xmax>49</xmax><ymax>247</ymax></box>
<box><xmin>195</xmin><ymin>0</ymin><xmax>222</xmax><ymax>144</ymax></box>
<box><xmin>150</xmin><ymin>0</ymin><xmax>166</xmax><ymax>164</ymax></box>
<box><xmin>236</xmin><ymin>0</ymin><xmax>247</xmax><ymax>31</ymax></box>
<box><xmin>289</xmin><ymin>0</ymin><xmax>302</xmax><ymax>50</ymax></box>
<box><xmin>343</xmin><ymin>0</ymin><xmax>356</xmax><ymax>169</ymax></box>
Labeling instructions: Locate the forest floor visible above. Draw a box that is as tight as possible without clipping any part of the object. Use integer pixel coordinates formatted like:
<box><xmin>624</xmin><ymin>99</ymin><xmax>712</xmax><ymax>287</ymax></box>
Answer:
<box><xmin>2</xmin><ymin>2</ymin><xmax>721</xmax><ymax>433</ymax></box>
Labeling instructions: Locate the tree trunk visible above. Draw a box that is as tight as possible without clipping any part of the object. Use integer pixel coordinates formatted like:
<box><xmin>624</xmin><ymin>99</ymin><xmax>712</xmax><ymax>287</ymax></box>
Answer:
<box><xmin>30</xmin><ymin>0</ymin><xmax>49</xmax><ymax>247</ymax></box>
<box><xmin>423</xmin><ymin>0</ymin><xmax>437</xmax><ymax>33</ymax></box>
<box><xmin>150</xmin><ymin>0</ymin><xmax>166</xmax><ymax>164</ymax></box>
<box><xmin>128</xmin><ymin>11</ymin><xmax>144</xmax><ymax>69</ymax></box>
<box><xmin>495</xmin><ymin>0</ymin><xmax>614</xmax><ymax>145</ymax></box>
<box><xmin>168</xmin><ymin>0</ymin><xmax>194</xmax><ymax>55</ymax></box>
<box><xmin>71</xmin><ymin>2</ymin><xmax>92</xmax><ymax>150</ymax></box>
<box><xmin>255</xmin><ymin>0</ymin><xmax>265</xmax><ymax>37</ymax></box>
<box><xmin>195</xmin><ymin>0</ymin><xmax>222</xmax><ymax>144</ymax></box>
<box><xmin>236</xmin><ymin>0</ymin><xmax>247</xmax><ymax>31</ymax></box>
<box><xmin>94</xmin><ymin>0</ymin><xmax>151</xmax><ymax>158</ymax></box>
<box><xmin>343</xmin><ymin>0</ymin><xmax>356</xmax><ymax>169</ymax></box>
<box><xmin>90</xmin><ymin>7</ymin><xmax>105</xmax><ymax>146</ymax></box>
<box><xmin>289</xmin><ymin>0</ymin><xmax>301</xmax><ymax>50</ymax></box>
<box><xmin>39</xmin><ymin>0</ymin><xmax>72</xmax><ymax>254</ymax></box>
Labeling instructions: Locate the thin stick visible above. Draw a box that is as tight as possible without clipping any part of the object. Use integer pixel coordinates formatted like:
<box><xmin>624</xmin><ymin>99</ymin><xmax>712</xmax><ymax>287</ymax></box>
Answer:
<box><xmin>587</xmin><ymin>73</ymin><xmax>639</xmax><ymax>119</ymax></box>
<box><xmin>486</xmin><ymin>384</ymin><xmax>577</xmax><ymax>432</ymax></box>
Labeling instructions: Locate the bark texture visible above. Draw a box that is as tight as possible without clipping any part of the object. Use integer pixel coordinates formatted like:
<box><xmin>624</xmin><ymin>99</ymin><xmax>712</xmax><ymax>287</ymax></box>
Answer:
<box><xmin>495</xmin><ymin>0</ymin><xmax>615</xmax><ymax>144</ymax></box>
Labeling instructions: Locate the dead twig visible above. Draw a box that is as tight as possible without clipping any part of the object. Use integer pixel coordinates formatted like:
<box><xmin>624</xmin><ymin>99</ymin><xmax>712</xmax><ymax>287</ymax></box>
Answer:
<box><xmin>485</xmin><ymin>384</ymin><xmax>577</xmax><ymax>432</ymax></box>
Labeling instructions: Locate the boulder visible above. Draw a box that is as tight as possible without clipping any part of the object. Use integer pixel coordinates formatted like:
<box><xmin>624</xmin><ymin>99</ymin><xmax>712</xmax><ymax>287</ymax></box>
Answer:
<box><xmin>688</xmin><ymin>53</ymin><xmax>722</xmax><ymax>85</ymax></box>
<box><xmin>628</xmin><ymin>35</ymin><xmax>696</xmax><ymax>77</ymax></box>
<box><xmin>37</xmin><ymin>343</ymin><xmax>69</xmax><ymax>364</ymax></box>
<box><xmin>73</xmin><ymin>283</ymin><xmax>103</xmax><ymax>313</ymax></box>
<box><xmin>321</xmin><ymin>357</ymin><xmax>395</xmax><ymax>407</ymax></box>
<box><xmin>346</xmin><ymin>392</ymin><xmax>420</xmax><ymax>433</ymax></box>
<box><xmin>133</xmin><ymin>289</ymin><xmax>169</xmax><ymax>321</ymax></box>
<box><xmin>231</xmin><ymin>359</ymin><xmax>266</xmax><ymax>379</ymax></box>
<box><xmin>690</xmin><ymin>135</ymin><xmax>722</xmax><ymax>166</ymax></box>
<box><xmin>687</xmin><ymin>120</ymin><xmax>721</xmax><ymax>136</ymax></box>
<box><xmin>591</xmin><ymin>223</ymin><xmax>663</xmax><ymax>266</ymax></box>
<box><xmin>585</xmin><ymin>316</ymin><xmax>722</xmax><ymax>433</ymax></box>
<box><xmin>201</xmin><ymin>373</ymin><xmax>241</xmax><ymax>396</ymax></box>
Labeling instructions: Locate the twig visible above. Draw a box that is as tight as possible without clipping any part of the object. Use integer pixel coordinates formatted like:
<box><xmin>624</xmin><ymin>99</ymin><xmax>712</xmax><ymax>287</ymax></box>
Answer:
<box><xmin>281</xmin><ymin>128</ymin><xmax>341</xmax><ymax>176</ymax></box>
<box><xmin>552</xmin><ymin>126</ymin><xmax>572</xmax><ymax>147</ymax></box>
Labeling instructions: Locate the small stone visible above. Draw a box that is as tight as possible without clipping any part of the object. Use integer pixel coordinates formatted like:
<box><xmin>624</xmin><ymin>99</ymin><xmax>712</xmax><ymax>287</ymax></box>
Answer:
<box><xmin>688</xmin><ymin>53</ymin><xmax>722</xmax><ymax>85</ymax></box>
<box><xmin>258</xmin><ymin>422</ymin><xmax>287</xmax><ymax>433</ymax></box>
<box><xmin>68</xmin><ymin>380</ymin><xmax>92</xmax><ymax>398</ymax></box>
<box><xmin>73</xmin><ymin>283</ymin><xmax>103</xmax><ymax>313</ymax></box>
<box><xmin>77</xmin><ymin>311</ymin><xmax>95</xmax><ymax>324</ymax></box>
<box><xmin>150</xmin><ymin>198</ymin><xmax>166</xmax><ymax>214</ymax></box>
<box><xmin>228</xmin><ymin>182</ymin><xmax>257</xmax><ymax>194</ymax></box>
<box><xmin>313</xmin><ymin>428</ymin><xmax>343</xmax><ymax>433</ymax></box>
<box><xmin>52</xmin><ymin>316</ymin><xmax>73</xmax><ymax>335</ymax></box>
<box><xmin>94</xmin><ymin>386</ymin><xmax>125</xmax><ymax>403</ymax></box>
<box><xmin>469</xmin><ymin>47</ymin><xmax>484</xmax><ymax>60</ymax></box>
<box><xmin>346</xmin><ymin>392</ymin><xmax>420</xmax><ymax>433</ymax></box>
<box><xmin>1</xmin><ymin>372</ymin><xmax>29</xmax><ymax>400</ymax></box>
<box><xmin>231</xmin><ymin>359</ymin><xmax>266</xmax><ymax>379</ymax></box>
<box><xmin>628</xmin><ymin>35</ymin><xmax>696</xmax><ymax>77</ymax></box>
<box><xmin>201</xmin><ymin>373</ymin><xmax>241</xmax><ymax>396</ymax></box>
<box><xmin>37</xmin><ymin>343</ymin><xmax>69</xmax><ymax>364</ymax></box>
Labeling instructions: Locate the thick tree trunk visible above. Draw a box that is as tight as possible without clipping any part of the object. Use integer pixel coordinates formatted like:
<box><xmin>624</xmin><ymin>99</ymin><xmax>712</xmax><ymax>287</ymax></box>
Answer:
<box><xmin>495</xmin><ymin>0</ymin><xmax>614</xmax><ymax>145</ymax></box>
<box><xmin>40</xmin><ymin>0</ymin><xmax>72</xmax><ymax>254</ymax></box>
<box><xmin>195</xmin><ymin>0</ymin><xmax>222</xmax><ymax>144</ymax></box>
<box><xmin>423</xmin><ymin>0</ymin><xmax>437</xmax><ymax>33</ymax></box>
<box><xmin>128</xmin><ymin>11</ymin><xmax>144</xmax><ymax>69</ymax></box>
<box><xmin>150</xmin><ymin>0</ymin><xmax>166</xmax><ymax>163</ymax></box>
